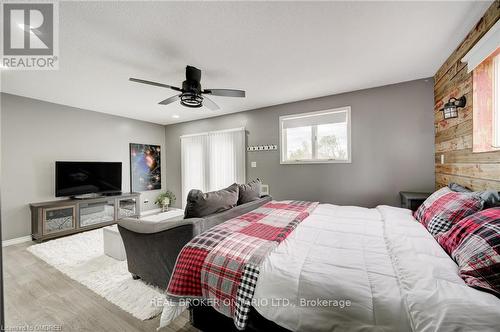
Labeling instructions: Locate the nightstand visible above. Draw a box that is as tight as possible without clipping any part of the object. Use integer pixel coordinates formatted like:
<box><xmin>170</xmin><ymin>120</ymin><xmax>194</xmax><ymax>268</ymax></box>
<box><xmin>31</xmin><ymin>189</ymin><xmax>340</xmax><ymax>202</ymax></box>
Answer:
<box><xmin>400</xmin><ymin>191</ymin><xmax>432</xmax><ymax>211</ymax></box>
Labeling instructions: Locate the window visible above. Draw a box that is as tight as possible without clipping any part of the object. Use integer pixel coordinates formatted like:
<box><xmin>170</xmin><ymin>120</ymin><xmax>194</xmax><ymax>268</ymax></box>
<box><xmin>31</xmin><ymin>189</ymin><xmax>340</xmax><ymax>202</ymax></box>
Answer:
<box><xmin>280</xmin><ymin>107</ymin><xmax>351</xmax><ymax>164</ymax></box>
<box><xmin>181</xmin><ymin>128</ymin><xmax>245</xmax><ymax>207</ymax></box>
<box><xmin>494</xmin><ymin>54</ymin><xmax>500</xmax><ymax>147</ymax></box>
<box><xmin>471</xmin><ymin>49</ymin><xmax>500</xmax><ymax>152</ymax></box>
<box><xmin>462</xmin><ymin>22</ymin><xmax>499</xmax><ymax>152</ymax></box>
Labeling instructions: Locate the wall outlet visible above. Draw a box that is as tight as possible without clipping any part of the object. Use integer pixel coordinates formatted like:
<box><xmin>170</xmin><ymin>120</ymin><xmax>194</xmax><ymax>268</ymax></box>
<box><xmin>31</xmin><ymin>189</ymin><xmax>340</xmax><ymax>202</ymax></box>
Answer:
<box><xmin>440</xmin><ymin>154</ymin><xmax>445</xmax><ymax>164</ymax></box>
<box><xmin>251</xmin><ymin>161</ymin><xmax>257</xmax><ymax>168</ymax></box>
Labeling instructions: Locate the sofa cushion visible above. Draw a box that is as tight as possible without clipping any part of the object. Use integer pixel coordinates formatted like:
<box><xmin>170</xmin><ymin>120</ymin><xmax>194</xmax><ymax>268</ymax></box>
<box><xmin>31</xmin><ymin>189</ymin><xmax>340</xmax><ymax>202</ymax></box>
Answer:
<box><xmin>437</xmin><ymin>208</ymin><xmax>500</xmax><ymax>296</ymax></box>
<box><xmin>238</xmin><ymin>178</ymin><xmax>262</xmax><ymax>205</ymax></box>
<box><xmin>184</xmin><ymin>184</ymin><xmax>239</xmax><ymax>218</ymax></box>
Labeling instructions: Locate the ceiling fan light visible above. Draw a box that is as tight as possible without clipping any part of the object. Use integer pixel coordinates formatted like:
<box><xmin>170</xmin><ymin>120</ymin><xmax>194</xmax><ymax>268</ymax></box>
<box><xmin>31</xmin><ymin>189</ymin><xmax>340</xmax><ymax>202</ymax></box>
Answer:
<box><xmin>129</xmin><ymin>65</ymin><xmax>242</xmax><ymax>110</ymax></box>
<box><xmin>180</xmin><ymin>92</ymin><xmax>203</xmax><ymax>108</ymax></box>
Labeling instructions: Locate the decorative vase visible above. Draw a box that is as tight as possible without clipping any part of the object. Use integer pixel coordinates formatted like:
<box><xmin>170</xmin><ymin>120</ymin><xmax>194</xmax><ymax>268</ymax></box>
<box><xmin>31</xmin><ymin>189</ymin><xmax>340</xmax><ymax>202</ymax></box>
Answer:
<box><xmin>161</xmin><ymin>197</ymin><xmax>170</xmax><ymax>212</ymax></box>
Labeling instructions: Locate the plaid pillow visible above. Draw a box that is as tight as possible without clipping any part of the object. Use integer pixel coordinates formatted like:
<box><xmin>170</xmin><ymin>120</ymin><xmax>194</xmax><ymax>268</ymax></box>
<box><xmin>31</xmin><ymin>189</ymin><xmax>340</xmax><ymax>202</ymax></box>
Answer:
<box><xmin>414</xmin><ymin>187</ymin><xmax>451</xmax><ymax>222</ymax></box>
<box><xmin>414</xmin><ymin>189</ymin><xmax>483</xmax><ymax>237</ymax></box>
<box><xmin>437</xmin><ymin>208</ymin><xmax>500</xmax><ymax>296</ymax></box>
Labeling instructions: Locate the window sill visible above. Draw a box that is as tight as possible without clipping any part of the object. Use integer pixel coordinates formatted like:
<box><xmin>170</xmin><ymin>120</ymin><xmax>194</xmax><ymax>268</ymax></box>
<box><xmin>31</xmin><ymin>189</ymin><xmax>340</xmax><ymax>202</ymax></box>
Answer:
<box><xmin>472</xmin><ymin>146</ymin><xmax>500</xmax><ymax>153</ymax></box>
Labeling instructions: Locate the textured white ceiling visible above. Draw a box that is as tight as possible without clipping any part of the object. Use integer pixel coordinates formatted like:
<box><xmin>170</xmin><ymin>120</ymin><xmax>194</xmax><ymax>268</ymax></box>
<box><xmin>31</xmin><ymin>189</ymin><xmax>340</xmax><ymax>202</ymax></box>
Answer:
<box><xmin>0</xmin><ymin>1</ymin><xmax>492</xmax><ymax>125</ymax></box>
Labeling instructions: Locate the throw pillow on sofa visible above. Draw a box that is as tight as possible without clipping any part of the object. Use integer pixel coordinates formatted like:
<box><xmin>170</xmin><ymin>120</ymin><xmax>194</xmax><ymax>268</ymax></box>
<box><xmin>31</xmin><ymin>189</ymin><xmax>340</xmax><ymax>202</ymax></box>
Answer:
<box><xmin>184</xmin><ymin>183</ymin><xmax>239</xmax><ymax>218</ymax></box>
<box><xmin>414</xmin><ymin>187</ymin><xmax>483</xmax><ymax>237</ymax></box>
<box><xmin>437</xmin><ymin>208</ymin><xmax>500</xmax><ymax>297</ymax></box>
<box><xmin>238</xmin><ymin>178</ymin><xmax>262</xmax><ymax>205</ymax></box>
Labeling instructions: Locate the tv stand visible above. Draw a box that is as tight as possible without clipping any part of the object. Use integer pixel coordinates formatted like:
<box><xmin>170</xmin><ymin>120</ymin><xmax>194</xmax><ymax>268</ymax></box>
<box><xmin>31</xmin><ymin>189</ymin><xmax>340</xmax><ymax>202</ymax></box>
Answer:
<box><xmin>102</xmin><ymin>192</ymin><xmax>123</xmax><ymax>197</ymax></box>
<box><xmin>30</xmin><ymin>192</ymin><xmax>141</xmax><ymax>242</ymax></box>
<box><xmin>72</xmin><ymin>193</ymin><xmax>103</xmax><ymax>199</ymax></box>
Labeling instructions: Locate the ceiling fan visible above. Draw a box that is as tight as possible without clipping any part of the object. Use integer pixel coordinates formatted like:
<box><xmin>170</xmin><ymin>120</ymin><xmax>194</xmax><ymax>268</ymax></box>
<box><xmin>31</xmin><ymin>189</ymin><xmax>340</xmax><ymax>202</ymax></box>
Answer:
<box><xmin>129</xmin><ymin>66</ymin><xmax>245</xmax><ymax>111</ymax></box>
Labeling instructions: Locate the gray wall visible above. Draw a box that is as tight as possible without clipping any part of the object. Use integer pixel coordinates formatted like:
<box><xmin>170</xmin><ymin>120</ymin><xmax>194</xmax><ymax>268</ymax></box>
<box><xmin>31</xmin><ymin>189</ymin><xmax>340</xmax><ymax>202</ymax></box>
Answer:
<box><xmin>0</xmin><ymin>78</ymin><xmax>435</xmax><ymax>239</ymax></box>
<box><xmin>165</xmin><ymin>78</ymin><xmax>435</xmax><ymax>208</ymax></box>
<box><xmin>1</xmin><ymin>93</ymin><xmax>166</xmax><ymax>240</ymax></box>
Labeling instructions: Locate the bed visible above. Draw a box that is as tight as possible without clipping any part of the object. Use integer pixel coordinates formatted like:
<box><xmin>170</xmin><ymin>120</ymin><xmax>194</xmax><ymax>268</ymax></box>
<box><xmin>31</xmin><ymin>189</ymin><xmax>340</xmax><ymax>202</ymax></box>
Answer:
<box><xmin>160</xmin><ymin>202</ymin><xmax>500</xmax><ymax>331</ymax></box>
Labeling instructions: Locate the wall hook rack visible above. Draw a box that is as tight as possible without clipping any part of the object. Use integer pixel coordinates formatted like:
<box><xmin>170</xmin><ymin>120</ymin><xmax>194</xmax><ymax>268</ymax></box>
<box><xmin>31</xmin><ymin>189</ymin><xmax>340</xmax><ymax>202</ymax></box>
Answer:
<box><xmin>247</xmin><ymin>145</ymin><xmax>277</xmax><ymax>152</ymax></box>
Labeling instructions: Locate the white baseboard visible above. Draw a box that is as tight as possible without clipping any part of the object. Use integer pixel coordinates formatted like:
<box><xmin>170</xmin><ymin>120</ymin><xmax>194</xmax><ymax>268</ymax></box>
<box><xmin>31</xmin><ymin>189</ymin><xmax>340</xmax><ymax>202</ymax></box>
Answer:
<box><xmin>3</xmin><ymin>235</ymin><xmax>33</xmax><ymax>247</ymax></box>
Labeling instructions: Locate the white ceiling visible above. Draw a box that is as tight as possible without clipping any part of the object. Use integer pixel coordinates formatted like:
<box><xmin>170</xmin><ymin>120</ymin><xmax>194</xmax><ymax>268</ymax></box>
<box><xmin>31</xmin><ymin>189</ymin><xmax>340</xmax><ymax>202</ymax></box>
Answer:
<box><xmin>0</xmin><ymin>1</ymin><xmax>492</xmax><ymax>125</ymax></box>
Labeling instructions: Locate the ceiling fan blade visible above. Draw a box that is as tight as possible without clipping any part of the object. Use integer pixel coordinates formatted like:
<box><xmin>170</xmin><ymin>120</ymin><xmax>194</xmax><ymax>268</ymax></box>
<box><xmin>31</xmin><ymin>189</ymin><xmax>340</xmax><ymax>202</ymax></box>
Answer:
<box><xmin>202</xmin><ymin>96</ymin><xmax>220</xmax><ymax>111</ymax></box>
<box><xmin>158</xmin><ymin>94</ymin><xmax>181</xmax><ymax>105</ymax></box>
<box><xmin>129</xmin><ymin>78</ymin><xmax>182</xmax><ymax>91</ymax></box>
<box><xmin>203</xmin><ymin>89</ymin><xmax>245</xmax><ymax>98</ymax></box>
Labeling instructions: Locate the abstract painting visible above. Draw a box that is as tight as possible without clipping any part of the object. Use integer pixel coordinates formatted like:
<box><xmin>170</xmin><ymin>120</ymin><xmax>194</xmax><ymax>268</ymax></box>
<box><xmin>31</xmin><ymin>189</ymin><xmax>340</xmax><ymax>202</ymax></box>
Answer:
<box><xmin>129</xmin><ymin>143</ymin><xmax>161</xmax><ymax>191</ymax></box>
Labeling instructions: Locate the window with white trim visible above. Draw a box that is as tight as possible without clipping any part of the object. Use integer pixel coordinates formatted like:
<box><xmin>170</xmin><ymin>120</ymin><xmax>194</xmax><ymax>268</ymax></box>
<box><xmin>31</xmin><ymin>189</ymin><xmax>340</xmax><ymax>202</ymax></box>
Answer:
<box><xmin>493</xmin><ymin>53</ymin><xmax>500</xmax><ymax>147</ymax></box>
<box><xmin>280</xmin><ymin>107</ymin><xmax>351</xmax><ymax>164</ymax></box>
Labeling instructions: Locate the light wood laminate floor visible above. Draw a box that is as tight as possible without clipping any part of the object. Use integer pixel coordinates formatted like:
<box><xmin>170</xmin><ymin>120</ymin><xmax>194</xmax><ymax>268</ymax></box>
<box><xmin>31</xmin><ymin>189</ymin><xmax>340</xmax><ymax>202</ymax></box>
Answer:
<box><xmin>3</xmin><ymin>242</ymin><xmax>199</xmax><ymax>332</ymax></box>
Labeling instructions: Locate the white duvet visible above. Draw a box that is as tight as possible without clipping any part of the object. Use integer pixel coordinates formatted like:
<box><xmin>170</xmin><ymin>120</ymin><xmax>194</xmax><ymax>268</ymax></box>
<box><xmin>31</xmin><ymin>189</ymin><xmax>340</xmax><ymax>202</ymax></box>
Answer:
<box><xmin>253</xmin><ymin>204</ymin><xmax>500</xmax><ymax>332</ymax></box>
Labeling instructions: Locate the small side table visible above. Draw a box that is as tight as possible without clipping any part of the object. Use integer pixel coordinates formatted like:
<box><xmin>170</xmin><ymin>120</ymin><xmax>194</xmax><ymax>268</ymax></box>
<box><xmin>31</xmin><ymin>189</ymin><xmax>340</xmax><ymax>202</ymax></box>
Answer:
<box><xmin>400</xmin><ymin>191</ymin><xmax>432</xmax><ymax>211</ymax></box>
<box><xmin>103</xmin><ymin>225</ymin><xmax>127</xmax><ymax>261</ymax></box>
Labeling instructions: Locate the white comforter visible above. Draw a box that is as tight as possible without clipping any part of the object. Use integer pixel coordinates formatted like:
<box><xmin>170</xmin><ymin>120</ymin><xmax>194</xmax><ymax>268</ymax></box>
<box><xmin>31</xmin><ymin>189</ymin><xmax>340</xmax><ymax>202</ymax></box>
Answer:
<box><xmin>253</xmin><ymin>204</ymin><xmax>500</xmax><ymax>332</ymax></box>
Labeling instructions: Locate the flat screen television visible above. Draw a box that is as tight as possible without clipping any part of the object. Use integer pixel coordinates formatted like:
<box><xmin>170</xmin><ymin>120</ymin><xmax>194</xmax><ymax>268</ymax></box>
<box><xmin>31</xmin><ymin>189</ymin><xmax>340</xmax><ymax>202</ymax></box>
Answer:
<box><xmin>55</xmin><ymin>161</ymin><xmax>122</xmax><ymax>197</ymax></box>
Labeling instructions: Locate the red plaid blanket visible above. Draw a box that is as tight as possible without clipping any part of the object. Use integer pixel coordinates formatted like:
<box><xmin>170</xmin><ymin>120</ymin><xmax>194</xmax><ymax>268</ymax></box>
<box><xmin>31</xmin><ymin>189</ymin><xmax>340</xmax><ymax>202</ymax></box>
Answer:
<box><xmin>167</xmin><ymin>200</ymin><xmax>318</xmax><ymax>329</ymax></box>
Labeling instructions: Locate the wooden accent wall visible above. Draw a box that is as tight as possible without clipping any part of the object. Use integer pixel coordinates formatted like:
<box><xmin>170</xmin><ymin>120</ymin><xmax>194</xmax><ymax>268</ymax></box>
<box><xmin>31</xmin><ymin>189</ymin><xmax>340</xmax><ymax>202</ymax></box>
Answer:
<box><xmin>434</xmin><ymin>1</ymin><xmax>500</xmax><ymax>191</ymax></box>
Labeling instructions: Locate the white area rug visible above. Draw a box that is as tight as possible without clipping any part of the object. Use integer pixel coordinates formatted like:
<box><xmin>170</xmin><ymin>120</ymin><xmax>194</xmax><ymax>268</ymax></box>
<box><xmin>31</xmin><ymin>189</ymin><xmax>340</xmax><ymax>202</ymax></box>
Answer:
<box><xmin>27</xmin><ymin>229</ymin><xmax>166</xmax><ymax>320</ymax></box>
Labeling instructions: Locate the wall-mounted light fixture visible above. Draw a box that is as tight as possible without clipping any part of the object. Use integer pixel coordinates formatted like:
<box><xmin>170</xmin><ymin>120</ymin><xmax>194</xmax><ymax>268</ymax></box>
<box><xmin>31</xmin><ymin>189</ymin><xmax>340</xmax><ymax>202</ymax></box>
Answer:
<box><xmin>441</xmin><ymin>96</ymin><xmax>466</xmax><ymax>119</ymax></box>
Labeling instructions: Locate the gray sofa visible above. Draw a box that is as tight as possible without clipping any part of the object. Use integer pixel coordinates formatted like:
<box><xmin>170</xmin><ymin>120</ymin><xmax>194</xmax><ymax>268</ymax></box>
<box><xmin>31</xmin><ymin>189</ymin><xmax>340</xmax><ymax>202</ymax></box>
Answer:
<box><xmin>117</xmin><ymin>195</ymin><xmax>272</xmax><ymax>289</ymax></box>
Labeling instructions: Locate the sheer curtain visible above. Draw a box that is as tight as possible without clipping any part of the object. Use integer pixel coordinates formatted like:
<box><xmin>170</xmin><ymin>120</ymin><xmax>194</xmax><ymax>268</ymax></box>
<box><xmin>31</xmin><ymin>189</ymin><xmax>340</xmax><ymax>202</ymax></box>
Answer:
<box><xmin>181</xmin><ymin>128</ymin><xmax>245</xmax><ymax>207</ymax></box>
<box><xmin>181</xmin><ymin>133</ymin><xmax>208</xmax><ymax>207</ymax></box>
<box><xmin>208</xmin><ymin>128</ymin><xmax>246</xmax><ymax>191</ymax></box>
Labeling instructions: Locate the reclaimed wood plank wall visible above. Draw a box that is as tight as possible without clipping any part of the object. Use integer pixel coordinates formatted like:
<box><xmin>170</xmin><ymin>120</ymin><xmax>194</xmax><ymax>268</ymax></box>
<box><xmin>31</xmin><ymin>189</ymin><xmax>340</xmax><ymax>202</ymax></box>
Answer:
<box><xmin>434</xmin><ymin>1</ymin><xmax>500</xmax><ymax>191</ymax></box>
